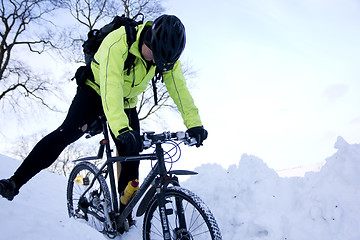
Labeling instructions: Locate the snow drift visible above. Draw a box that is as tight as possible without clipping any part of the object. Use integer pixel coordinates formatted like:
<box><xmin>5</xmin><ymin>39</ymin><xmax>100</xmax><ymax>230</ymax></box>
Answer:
<box><xmin>1</xmin><ymin>136</ymin><xmax>360</xmax><ymax>239</ymax></box>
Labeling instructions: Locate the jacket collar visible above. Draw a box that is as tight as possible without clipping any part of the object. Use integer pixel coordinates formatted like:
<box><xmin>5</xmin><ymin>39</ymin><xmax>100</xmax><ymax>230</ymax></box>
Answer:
<box><xmin>129</xmin><ymin>21</ymin><xmax>153</xmax><ymax>61</ymax></box>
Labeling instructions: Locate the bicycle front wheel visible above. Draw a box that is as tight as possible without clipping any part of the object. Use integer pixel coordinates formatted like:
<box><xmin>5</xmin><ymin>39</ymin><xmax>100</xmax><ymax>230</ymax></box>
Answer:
<box><xmin>67</xmin><ymin>161</ymin><xmax>114</xmax><ymax>237</ymax></box>
<box><xmin>143</xmin><ymin>186</ymin><xmax>222</xmax><ymax>240</ymax></box>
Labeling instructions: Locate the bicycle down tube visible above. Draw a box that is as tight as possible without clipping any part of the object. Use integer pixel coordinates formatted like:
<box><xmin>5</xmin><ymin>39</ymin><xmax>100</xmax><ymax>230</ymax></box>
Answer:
<box><xmin>111</xmin><ymin>143</ymin><xmax>170</xmax><ymax>229</ymax></box>
<box><xmin>68</xmin><ymin>116</ymin><xmax>222</xmax><ymax>239</ymax></box>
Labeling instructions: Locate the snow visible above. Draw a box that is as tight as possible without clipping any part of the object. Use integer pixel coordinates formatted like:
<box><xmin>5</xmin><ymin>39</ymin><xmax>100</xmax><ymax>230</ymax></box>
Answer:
<box><xmin>1</xmin><ymin>136</ymin><xmax>360</xmax><ymax>239</ymax></box>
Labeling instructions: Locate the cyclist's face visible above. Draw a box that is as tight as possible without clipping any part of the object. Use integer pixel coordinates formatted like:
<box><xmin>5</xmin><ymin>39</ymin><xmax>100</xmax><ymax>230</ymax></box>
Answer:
<box><xmin>141</xmin><ymin>43</ymin><xmax>155</xmax><ymax>63</ymax></box>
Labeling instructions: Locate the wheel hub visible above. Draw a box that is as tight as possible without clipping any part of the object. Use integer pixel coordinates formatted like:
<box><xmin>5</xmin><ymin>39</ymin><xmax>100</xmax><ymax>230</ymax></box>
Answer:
<box><xmin>174</xmin><ymin>228</ymin><xmax>193</xmax><ymax>240</ymax></box>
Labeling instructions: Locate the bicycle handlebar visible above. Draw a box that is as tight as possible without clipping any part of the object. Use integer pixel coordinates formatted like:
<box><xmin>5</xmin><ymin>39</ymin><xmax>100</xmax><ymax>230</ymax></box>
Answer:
<box><xmin>142</xmin><ymin>131</ymin><xmax>197</xmax><ymax>149</ymax></box>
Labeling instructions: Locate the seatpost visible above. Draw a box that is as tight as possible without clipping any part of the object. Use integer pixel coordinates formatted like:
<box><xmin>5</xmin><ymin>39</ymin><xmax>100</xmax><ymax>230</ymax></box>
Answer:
<box><xmin>99</xmin><ymin>117</ymin><xmax>109</xmax><ymax>155</ymax></box>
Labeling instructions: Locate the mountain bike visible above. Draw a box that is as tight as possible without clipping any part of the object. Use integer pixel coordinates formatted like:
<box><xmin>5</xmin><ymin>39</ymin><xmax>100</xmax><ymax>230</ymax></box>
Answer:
<box><xmin>66</xmin><ymin>115</ymin><xmax>222</xmax><ymax>240</ymax></box>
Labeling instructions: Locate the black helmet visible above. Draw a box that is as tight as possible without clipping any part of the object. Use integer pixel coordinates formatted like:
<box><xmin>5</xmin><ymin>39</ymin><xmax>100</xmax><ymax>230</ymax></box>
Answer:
<box><xmin>150</xmin><ymin>15</ymin><xmax>186</xmax><ymax>71</ymax></box>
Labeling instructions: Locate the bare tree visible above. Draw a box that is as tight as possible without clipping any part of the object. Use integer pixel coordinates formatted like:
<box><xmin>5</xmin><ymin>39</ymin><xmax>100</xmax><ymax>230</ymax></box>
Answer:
<box><xmin>10</xmin><ymin>130</ymin><xmax>101</xmax><ymax>176</ymax></box>
<box><xmin>55</xmin><ymin>0</ymin><xmax>198</xmax><ymax>123</ymax></box>
<box><xmin>54</xmin><ymin>0</ymin><xmax>164</xmax><ymax>63</ymax></box>
<box><xmin>121</xmin><ymin>0</ymin><xmax>164</xmax><ymax>19</ymax></box>
<box><xmin>47</xmin><ymin>138</ymin><xmax>103</xmax><ymax>176</ymax></box>
<box><xmin>137</xmin><ymin>59</ymin><xmax>198</xmax><ymax>123</ymax></box>
<box><xmin>5</xmin><ymin>1</ymin><xmax>198</xmax><ymax>177</ymax></box>
<box><xmin>0</xmin><ymin>0</ymin><xmax>61</xmax><ymax>112</ymax></box>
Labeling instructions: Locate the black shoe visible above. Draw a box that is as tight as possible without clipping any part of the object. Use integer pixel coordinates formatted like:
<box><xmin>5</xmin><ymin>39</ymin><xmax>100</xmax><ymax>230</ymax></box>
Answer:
<box><xmin>117</xmin><ymin>217</ymin><xmax>136</xmax><ymax>234</ymax></box>
<box><xmin>0</xmin><ymin>179</ymin><xmax>19</xmax><ymax>201</ymax></box>
<box><xmin>120</xmin><ymin>202</ymin><xmax>136</xmax><ymax>226</ymax></box>
<box><xmin>127</xmin><ymin>215</ymin><xmax>136</xmax><ymax>227</ymax></box>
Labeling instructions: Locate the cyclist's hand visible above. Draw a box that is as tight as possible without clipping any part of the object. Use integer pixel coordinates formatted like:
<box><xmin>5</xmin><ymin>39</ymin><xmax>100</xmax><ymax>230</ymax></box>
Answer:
<box><xmin>117</xmin><ymin>129</ymin><xmax>143</xmax><ymax>155</ymax></box>
<box><xmin>186</xmin><ymin>126</ymin><xmax>208</xmax><ymax>147</ymax></box>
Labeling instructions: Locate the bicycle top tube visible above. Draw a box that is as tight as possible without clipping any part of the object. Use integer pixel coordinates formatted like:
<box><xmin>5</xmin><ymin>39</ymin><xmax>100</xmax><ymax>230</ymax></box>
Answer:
<box><xmin>108</xmin><ymin>154</ymin><xmax>157</xmax><ymax>164</ymax></box>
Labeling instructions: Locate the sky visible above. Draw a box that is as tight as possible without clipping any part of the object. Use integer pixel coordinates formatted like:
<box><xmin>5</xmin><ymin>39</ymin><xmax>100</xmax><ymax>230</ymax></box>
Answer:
<box><xmin>1</xmin><ymin>0</ymin><xmax>360</xmax><ymax>172</ymax></box>
<box><xmin>162</xmin><ymin>0</ymin><xmax>360</xmax><ymax>170</ymax></box>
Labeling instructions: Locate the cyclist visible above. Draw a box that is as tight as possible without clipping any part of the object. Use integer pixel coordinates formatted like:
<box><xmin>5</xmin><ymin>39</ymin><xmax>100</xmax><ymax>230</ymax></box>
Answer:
<box><xmin>0</xmin><ymin>14</ymin><xmax>207</xmax><ymax>212</ymax></box>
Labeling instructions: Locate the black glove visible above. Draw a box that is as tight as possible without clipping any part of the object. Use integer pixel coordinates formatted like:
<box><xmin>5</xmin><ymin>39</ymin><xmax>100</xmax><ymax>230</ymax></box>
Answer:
<box><xmin>186</xmin><ymin>126</ymin><xmax>208</xmax><ymax>147</ymax></box>
<box><xmin>117</xmin><ymin>129</ymin><xmax>143</xmax><ymax>155</ymax></box>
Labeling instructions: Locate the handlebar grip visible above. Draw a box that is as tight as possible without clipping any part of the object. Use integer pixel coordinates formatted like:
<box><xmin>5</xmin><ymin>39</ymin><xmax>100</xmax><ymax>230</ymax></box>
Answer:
<box><xmin>177</xmin><ymin>132</ymin><xmax>197</xmax><ymax>146</ymax></box>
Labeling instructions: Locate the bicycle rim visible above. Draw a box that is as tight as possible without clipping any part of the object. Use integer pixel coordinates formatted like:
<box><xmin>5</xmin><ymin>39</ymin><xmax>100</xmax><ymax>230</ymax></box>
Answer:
<box><xmin>67</xmin><ymin>161</ymin><xmax>114</xmax><ymax>236</ymax></box>
<box><xmin>143</xmin><ymin>186</ymin><xmax>222</xmax><ymax>240</ymax></box>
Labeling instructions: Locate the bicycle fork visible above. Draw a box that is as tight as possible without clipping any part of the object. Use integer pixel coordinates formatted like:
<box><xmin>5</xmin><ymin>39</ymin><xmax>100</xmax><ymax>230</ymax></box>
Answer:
<box><xmin>154</xmin><ymin>142</ymin><xmax>189</xmax><ymax>240</ymax></box>
<box><xmin>155</xmin><ymin>182</ymin><xmax>189</xmax><ymax>240</ymax></box>
<box><xmin>156</xmin><ymin>184</ymin><xmax>171</xmax><ymax>240</ymax></box>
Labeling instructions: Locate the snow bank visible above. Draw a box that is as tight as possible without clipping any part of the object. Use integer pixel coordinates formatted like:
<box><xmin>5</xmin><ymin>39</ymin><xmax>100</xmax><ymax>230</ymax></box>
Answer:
<box><xmin>183</xmin><ymin>137</ymin><xmax>360</xmax><ymax>240</ymax></box>
<box><xmin>1</xmin><ymin>136</ymin><xmax>360</xmax><ymax>239</ymax></box>
<box><xmin>0</xmin><ymin>154</ymin><xmax>105</xmax><ymax>240</ymax></box>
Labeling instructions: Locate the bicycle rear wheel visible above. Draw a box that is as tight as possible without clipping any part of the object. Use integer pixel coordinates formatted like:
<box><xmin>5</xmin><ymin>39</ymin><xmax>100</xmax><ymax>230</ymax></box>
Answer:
<box><xmin>143</xmin><ymin>186</ymin><xmax>222</xmax><ymax>240</ymax></box>
<box><xmin>67</xmin><ymin>161</ymin><xmax>115</xmax><ymax>237</ymax></box>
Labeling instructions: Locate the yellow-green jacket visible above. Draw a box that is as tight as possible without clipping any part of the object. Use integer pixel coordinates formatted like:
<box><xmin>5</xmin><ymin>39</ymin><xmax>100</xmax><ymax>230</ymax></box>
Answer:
<box><xmin>86</xmin><ymin>21</ymin><xmax>202</xmax><ymax>137</ymax></box>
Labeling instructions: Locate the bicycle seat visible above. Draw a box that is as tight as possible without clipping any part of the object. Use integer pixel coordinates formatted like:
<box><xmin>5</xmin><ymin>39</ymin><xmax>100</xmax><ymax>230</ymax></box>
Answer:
<box><xmin>86</xmin><ymin>116</ymin><xmax>105</xmax><ymax>138</ymax></box>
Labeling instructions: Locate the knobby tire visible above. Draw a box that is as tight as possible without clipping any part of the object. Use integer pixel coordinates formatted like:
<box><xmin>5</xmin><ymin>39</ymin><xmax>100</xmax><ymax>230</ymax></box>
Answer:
<box><xmin>66</xmin><ymin>161</ymin><xmax>115</xmax><ymax>237</ymax></box>
<box><xmin>143</xmin><ymin>186</ymin><xmax>222</xmax><ymax>240</ymax></box>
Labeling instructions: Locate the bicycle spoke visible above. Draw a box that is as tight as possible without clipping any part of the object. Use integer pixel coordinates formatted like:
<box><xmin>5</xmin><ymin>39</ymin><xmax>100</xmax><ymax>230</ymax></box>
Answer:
<box><xmin>67</xmin><ymin>162</ymin><xmax>113</xmax><ymax>236</ymax></box>
<box><xmin>67</xmin><ymin>128</ymin><xmax>222</xmax><ymax>239</ymax></box>
<box><xmin>144</xmin><ymin>187</ymin><xmax>221</xmax><ymax>239</ymax></box>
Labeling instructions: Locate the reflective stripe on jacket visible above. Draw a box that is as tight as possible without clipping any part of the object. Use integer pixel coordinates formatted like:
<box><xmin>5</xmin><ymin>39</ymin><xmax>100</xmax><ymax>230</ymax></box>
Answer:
<box><xmin>86</xmin><ymin>21</ymin><xmax>202</xmax><ymax>137</ymax></box>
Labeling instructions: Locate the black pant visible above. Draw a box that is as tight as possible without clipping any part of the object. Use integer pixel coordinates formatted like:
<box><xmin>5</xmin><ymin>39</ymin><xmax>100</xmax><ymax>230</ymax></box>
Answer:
<box><xmin>11</xmin><ymin>86</ymin><xmax>140</xmax><ymax>193</ymax></box>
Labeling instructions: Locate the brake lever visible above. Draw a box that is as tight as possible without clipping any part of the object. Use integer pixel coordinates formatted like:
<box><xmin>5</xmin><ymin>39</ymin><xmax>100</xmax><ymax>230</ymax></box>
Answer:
<box><xmin>177</xmin><ymin>132</ymin><xmax>197</xmax><ymax>146</ymax></box>
<box><xmin>142</xmin><ymin>132</ymin><xmax>154</xmax><ymax>149</ymax></box>
<box><xmin>186</xmin><ymin>137</ymin><xmax>198</xmax><ymax>146</ymax></box>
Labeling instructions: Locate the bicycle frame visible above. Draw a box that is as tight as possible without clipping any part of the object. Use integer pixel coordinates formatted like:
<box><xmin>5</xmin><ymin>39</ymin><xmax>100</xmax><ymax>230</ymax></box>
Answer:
<box><xmin>75</xmin><ymin>116</ymin><xmax>197</xmax><ymax>238</ymax></box>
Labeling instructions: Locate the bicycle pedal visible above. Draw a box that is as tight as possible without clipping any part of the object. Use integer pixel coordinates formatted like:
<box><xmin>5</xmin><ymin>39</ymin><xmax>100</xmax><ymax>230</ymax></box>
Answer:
<box><xmin>166</xmin><ymin>209</ymin><xmax>173</xmax><ymax>215</ymax></box>
<box><xmin>128</xmin><ymin>218</ymin><xmax>136</xmax><ymax>227</ymax></box>
<box><xmin>123</xmin><ymin>219</ymin><xmax>130</xmax><ymax>232</ymax></box>
<box><xmin>117</xmin><ymin>221</ymin><xmax>129</xmax><ymax>234</ymax></box>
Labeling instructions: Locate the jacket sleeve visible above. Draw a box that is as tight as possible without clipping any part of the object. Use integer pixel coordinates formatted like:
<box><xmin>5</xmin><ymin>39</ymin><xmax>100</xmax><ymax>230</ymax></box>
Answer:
<box><xmin>162</xmin><ymin>61</ymin><xmax>203</xmax><ymax>129</ymax></box>
<box><xmin>94</xmin><ymin>28</ymin><xmax>130</xmax><ymax>137</ymax></box>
